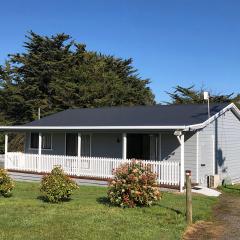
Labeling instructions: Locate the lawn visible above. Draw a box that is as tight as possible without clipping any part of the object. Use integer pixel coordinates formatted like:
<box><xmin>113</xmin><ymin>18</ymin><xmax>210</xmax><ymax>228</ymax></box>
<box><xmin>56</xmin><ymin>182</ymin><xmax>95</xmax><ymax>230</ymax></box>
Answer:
<box><xmin>218</xmin><ymin>184</ymin><xmax>240</xmax><ymax>195</ymax></box>
<box><xmin>0</xmin><ymin>182</ymin><xmax>217</xmax><ymax>240</ymax></box>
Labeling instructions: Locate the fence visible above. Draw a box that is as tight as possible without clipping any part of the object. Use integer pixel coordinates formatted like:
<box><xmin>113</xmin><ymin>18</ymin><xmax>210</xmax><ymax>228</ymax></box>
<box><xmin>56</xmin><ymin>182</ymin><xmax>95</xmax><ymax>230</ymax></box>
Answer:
<box><xmin>5</xmin><ymin>152</ymin><xmax>180</xmax><ymax>186</ymax></box>
<box><xmin>0</xmin><ymin>154</ymin><xmax>4</xmax><ymax>168</ymax></box>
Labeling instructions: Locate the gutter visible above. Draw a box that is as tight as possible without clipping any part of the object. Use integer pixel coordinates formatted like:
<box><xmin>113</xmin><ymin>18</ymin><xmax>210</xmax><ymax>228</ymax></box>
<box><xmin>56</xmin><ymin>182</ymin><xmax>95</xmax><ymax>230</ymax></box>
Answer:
<box><xmin>0</xmin><ymin>125</ymin><xmax>187</xmax><ymax>131</ymax></box>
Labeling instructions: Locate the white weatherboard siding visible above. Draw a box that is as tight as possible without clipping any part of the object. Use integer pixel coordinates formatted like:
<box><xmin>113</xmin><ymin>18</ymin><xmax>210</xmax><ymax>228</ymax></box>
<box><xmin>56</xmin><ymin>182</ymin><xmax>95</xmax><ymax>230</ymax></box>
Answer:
<box><xmin>184</xmin><ymin>133</ymin><xmax>197</xmax><ymax>183</ymax></box>
<box><xmin>161</xmin><ymin>132</ymin><xmax>197</xmax><ymax>183</ymax></box>
<box><xmin>198</xmin><ymin>127</ymin><xmax>215</xmax><ymax>186</ymax></box>
<box><xmin>198</xmin><ymin>109</ymin><xmax>240</xmax><ymax>186</ymax></box>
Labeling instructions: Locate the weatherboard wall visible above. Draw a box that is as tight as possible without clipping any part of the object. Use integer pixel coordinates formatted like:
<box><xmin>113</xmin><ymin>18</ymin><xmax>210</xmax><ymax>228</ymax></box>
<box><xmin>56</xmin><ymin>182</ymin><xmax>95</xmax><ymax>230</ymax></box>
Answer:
<box><xmin>161</xmin><ymin>132</ymin><xmax>197</xmax><ymax>183</ymax></box>
<box><xmin>198</xmin><ymin>109</ymin><xmax>240</xmax><ymax>186</ymax></box>
<box><xmin>25</xmin><ymin>132</ymin><xmax>122</xmax><ymax>158</ymax></box>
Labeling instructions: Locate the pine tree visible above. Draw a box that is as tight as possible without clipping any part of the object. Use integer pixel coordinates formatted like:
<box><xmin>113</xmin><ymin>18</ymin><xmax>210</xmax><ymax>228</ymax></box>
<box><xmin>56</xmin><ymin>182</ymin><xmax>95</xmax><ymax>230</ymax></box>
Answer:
<box><xmin>166</xmin><ymin>85</ymin><xmax>239</xmax><ymax>108</ymax></box>
<box><xmin>0</xmin><ymin>31</ymin><xmax>155</xmax><ymax>126</ymax></box>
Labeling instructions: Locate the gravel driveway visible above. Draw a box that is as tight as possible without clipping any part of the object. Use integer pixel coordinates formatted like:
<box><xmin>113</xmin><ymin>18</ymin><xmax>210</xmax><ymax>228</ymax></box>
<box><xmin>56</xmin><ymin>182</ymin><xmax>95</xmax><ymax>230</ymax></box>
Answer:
<box><xmin>183</xmin><ymin>190</ymin><xmax>240</xmax><ymax>240</ymax></box>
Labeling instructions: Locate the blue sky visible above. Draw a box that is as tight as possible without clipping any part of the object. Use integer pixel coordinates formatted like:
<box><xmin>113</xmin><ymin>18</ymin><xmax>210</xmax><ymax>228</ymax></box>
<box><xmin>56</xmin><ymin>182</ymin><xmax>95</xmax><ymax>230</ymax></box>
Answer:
<box><xmin>0</xmin><ymin>0</ymin><xmax>240</xmax><ymax>103</ymax></box>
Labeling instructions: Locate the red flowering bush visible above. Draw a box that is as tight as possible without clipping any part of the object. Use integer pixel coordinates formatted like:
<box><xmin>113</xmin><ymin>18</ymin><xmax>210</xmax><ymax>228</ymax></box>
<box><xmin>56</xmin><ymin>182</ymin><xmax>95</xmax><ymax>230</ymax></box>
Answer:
<box><xmin>108</xmin><ymin>160</ymin><xmax>161</xmax><ymax>208</ymax></box>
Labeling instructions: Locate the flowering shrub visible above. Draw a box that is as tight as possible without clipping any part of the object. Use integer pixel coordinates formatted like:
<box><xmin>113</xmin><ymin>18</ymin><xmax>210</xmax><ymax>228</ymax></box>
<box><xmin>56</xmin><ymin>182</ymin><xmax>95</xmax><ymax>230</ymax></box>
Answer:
<box><xmin>108</xmin><ymin>160</ymin><xmax>161</xmax><ymax>208</ymax></box>
<box><xmin>0</xmin><ymin>168</ymin><xmax>14</xmax><ymax>197</ymax></box>
<box><xmin>40</xmin><ymin>166</ymin><xmax>79</xmax><ymax>203</ymax></box>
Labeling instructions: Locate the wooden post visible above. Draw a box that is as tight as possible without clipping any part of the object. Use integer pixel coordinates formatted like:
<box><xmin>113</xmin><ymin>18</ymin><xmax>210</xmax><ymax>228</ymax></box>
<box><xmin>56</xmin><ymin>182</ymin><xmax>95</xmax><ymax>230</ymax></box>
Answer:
<box><xmin>186</xmin><ymin>170</ymin><xmax>192</xmax><ymax>224</ymax></box>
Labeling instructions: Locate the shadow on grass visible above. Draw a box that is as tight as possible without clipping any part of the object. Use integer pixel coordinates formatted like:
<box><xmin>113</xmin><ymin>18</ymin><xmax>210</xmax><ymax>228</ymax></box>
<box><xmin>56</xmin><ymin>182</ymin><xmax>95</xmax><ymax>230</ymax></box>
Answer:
<box><xmin>97</xmin><ymin>196</ymin><xmax>184</xmax><ymax>215</ymax></box>
<box><xmin>37</xmin><ymin>195</ymin><xmax>72</xmax><ymax>204</ymax></box>
<box><xmin>157</xmin><ymin>204</ymin><xmax>183</xmax><ymax>215</ymax></box>
<box><xmin>96</xmin><ymin>196</ymin><xmax>112</xmax><ymax>206</ymax></box>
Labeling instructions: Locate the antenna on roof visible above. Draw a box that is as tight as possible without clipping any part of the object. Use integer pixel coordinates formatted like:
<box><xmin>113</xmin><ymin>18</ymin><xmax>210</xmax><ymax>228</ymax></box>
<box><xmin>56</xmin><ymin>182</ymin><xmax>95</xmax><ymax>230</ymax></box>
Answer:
<box><xmin>38</xmin><ymin>108</ymin><xmax>41</xmax><ymax>120</ymax></box>
<box><xmin>203</xmin><ymin>91</ymin><xmax>210</xmax><ymax>118</ymax></box>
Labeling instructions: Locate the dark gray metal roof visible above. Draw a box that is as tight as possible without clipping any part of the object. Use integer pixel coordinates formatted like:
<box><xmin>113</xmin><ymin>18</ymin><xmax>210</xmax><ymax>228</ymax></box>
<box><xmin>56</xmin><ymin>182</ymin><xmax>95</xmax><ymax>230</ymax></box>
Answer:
<box><xmin>24</xmin><ymin>103</ymin><xmax>228</xmax><ymax>127</ymax></box>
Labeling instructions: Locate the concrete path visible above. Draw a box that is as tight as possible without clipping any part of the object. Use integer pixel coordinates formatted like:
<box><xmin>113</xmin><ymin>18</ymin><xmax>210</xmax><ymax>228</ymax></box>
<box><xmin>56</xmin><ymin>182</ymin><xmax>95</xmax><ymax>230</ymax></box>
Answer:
<box><xmin>192</xmin><ymin>186</ymin><xmax>221</xmax><ymax>197</ymax></box>
<box><xmin>9</xmin><ymin>171</ymin><xmax>108</xmax><ymax>187</ymax></box>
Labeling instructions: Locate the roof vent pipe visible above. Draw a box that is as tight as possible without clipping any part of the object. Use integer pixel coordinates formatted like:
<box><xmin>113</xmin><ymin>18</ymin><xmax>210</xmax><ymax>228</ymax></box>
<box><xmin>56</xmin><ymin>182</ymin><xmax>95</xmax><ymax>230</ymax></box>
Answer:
<box><xmin>38</xmin><ymin>108</ymin><xmax>41</xmax><ymax>120</ymax></box>
<box><xmin>203</xmin><ymin>91</ymin><xmax>210</xmax><ymax>118</ymax></box>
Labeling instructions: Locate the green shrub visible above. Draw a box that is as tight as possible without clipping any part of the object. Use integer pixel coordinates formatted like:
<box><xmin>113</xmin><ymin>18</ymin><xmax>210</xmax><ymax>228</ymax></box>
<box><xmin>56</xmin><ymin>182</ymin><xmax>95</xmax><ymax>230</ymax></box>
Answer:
<box><xmin>108</xmin><ymin>160</ymin><xmax>161</xmax><ymax>208</ymax></box>
<box><xmin>40</xmin><ymin>166</ymin><xmax>79</xmax><ymax>203</ymax></box>
<box><xmin>0</xmin><ymin>168</ymin><xmax>14</xmax><ymax>197</ymax></box>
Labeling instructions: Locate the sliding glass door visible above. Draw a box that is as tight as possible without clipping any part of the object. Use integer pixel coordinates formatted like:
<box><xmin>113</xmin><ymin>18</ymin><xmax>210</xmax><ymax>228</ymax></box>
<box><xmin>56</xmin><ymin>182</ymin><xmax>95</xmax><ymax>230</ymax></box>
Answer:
<box><xmin>81</xmin><ymin>134</ymin><xmax>91</xmax><ymax>157</ymax></box>
<box><xmin>65</xmin><ymin>133</ymin><xmax>91</xmax><ymax>157</ymax></box>
<box><xmin>66</xmin><ymin>133</ymin><xmax>78</xmax><ymax>156</ymax></box>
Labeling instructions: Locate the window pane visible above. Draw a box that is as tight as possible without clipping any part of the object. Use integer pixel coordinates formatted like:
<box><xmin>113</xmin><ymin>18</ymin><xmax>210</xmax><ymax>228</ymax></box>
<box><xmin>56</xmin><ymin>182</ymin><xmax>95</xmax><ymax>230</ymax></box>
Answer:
<box><xmin>66</xmin><ymin>133</ymin><xmax>77</xmax><ymax>156</ymax></box>
<box><xmin>81</xmin><ymin>135</ymin><xmax>91</xmax><ymax>156</ymax></box>
<box><xmin>30</xmin><ymin>133</ymin><xmax>39</xmax><ymax>149</ymax></box>
<box><xmin>42</xmin><ymin>133</ymin><xmax>52</xmax><ymax>149</ymax></box>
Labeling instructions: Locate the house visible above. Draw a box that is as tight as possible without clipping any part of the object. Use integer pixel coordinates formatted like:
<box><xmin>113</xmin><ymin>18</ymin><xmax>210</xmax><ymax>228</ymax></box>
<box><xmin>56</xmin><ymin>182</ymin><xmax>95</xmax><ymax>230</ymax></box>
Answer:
<box><xmin>1</xmin><ymin>103</ymin><xmax>240</xmax><ymax>191</ymax></box>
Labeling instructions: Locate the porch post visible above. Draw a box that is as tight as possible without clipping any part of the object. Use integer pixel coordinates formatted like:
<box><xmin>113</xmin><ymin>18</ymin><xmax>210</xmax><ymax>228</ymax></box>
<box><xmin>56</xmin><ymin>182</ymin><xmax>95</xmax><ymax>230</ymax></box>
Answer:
<box><xmin>180</xmin><ymin>134</ymin><xmax>185</xmax><ymax>192</ymax></box>
<box><xmin>78</xmin><ymin>133</ymin><xmax>81</xmax><ymax>157</ymax></box>
<box><xmin>37</xmin><ymin>132</ymin><xmax>42</xmax><ymax>173</ymax></box>
<box><xmin>158</xmin><ymin>133</ymin><xmax>162</xmax><ymax>161</ymax></box>
<box><xmin>4</xmin><ymin>133</ymin><xmax>8</xmax><ymax>169</ymax></box>
<box><xmin>122</xmin><ymin>133</ymin><xmax>127</xmax><ymax>160</ymax></box>
<box><xmin>4</xmin><ymin>133</ymin><xmax>8</xmax><ymax>155</ymax></box>
<box><xmin>38</xmin><ymin>132</ymin><xmax>42</xmax><ymax>155</ymax></box>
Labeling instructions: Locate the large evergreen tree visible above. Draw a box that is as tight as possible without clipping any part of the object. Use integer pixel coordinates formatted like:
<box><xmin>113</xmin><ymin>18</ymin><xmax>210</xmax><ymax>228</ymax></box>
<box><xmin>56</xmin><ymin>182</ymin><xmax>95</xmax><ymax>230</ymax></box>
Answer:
<box><xmin>0</xmin><ymin>31</ymin><xmax>155</xmax><ymax>125</ymax></box>
<box><xmin>166</xmin><ymin>85</ymin><xmax>240</xmax><ymax>108</ymax></box>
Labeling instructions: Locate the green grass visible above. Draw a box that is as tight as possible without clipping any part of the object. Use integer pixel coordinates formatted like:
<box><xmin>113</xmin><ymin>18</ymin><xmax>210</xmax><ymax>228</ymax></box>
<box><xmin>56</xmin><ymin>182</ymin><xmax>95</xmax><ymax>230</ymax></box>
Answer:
<box><xmin>0</xmin><ymin>182</ymin><xmax>217</xmax><ymax>240</ymax></box>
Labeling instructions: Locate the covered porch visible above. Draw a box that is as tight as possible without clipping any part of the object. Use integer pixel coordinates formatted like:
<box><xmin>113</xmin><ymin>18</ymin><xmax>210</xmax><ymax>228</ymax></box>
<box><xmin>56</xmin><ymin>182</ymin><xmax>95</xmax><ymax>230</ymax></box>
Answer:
<box><xmin>3</xmin><ymin>130</ymin><xmax>187</xmax><ymax>191</ymax></box>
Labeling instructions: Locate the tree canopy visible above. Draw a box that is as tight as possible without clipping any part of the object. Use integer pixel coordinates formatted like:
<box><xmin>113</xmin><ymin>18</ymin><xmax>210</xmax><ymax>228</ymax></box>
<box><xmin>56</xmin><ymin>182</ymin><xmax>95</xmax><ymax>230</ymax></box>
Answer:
<box><xmin>0</xmin><ymin>31</ymin><xmax>155</xmax><ymax>125</ymax></box>
<box><xmin>166</xmin><ymin>85</ymin><xmax>240</xmax><ymax>108</ymax></box>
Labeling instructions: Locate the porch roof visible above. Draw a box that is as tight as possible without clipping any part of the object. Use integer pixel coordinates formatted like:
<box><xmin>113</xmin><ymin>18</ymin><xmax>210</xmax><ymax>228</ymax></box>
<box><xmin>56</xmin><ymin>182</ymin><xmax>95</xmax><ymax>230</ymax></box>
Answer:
<box><xmin>0</xmin><ymin>103</ymin><xmax>239</xmax><ymax>131</ymax></box>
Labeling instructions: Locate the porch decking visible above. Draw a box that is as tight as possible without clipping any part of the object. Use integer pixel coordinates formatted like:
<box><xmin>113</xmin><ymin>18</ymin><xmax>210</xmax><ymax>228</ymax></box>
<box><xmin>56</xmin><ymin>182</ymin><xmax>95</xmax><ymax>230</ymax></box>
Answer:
<box><xmin>4</xmin><ymin>152</ymin><xmax>180</xmax><ymax>188</ymax></box>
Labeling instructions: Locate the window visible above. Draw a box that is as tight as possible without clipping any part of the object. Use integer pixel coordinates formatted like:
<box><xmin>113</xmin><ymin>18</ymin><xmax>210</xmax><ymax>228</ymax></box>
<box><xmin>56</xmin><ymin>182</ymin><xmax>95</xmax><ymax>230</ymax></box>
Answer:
<box><xmin>30</xmin><ymin>132</ymin><xmax>52</xmax><ymax>150</ymax></box>
<box><xmin>81</xmin><ymin>135</ymin><xmax>91</xmax><ymax>156</ymax></box>
<box><xmin>42</xmin><ymin>133</ymin><xmax>52</xmax><ymax>150</ymax></box>
<box><xmin>66</xmin><ymin>133</ymin><xmax>78</xmax><ymax>156</ymax></box>
<box><xmin>30</xmin><ymin>133</ymin><xmax>39</xmax><ymax>149</ymax></box>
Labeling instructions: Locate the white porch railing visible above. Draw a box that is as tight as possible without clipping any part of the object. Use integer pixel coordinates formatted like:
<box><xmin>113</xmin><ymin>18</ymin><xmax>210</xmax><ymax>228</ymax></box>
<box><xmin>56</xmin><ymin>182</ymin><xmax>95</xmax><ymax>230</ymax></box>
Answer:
<box><xmin>5</xmin><ymin>152</ymin><xmax>180</xmax><ymax>186</ymax></box>
<box><xmin>0</xmin><ymin>154</ymin><xmax>4</xmax><ymax>167</ymax></box>
<box><xmin>0</xmin><ymin>154</ymin><xmax>4</xmax><ymax>161</ymax></box>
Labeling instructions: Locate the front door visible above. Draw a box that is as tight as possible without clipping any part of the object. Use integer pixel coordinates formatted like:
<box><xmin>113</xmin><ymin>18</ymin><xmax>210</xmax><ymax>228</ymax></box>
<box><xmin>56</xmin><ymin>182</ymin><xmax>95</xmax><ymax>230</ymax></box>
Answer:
<box><xmin>127</xmin><ymin>134</ymin><xmax>157</xmax><ymax>160</ymax></box>
<box><xmin>66</xmin><ymin>133</ymin><xmax>78</xmax><ymax>156</ymax></box>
